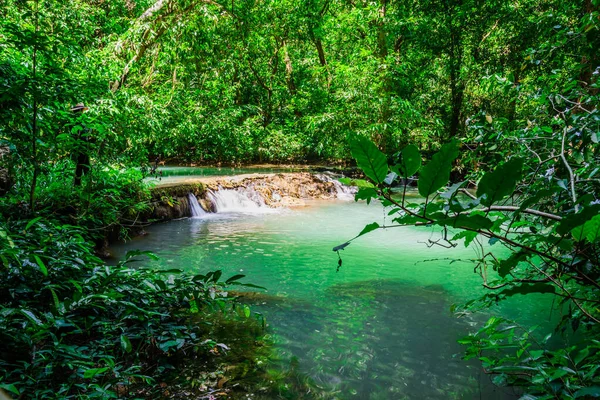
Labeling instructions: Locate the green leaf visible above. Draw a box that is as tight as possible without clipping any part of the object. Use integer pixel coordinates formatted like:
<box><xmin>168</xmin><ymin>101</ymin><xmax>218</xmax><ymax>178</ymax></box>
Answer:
<box><xmin>49</xmin><ymin>289</ymin><xmax>61</xmax><ymax>313</ymax></box>
<box><xmin>25</xmin><ymin>216</ymin><xmax>43</xmax><ymax>231</ymax></box>
<box><xmin>358</xmin><ymin>222</ymin><xmax>380</xmax><ymax>237</ymax></box>
<box><xmin>440</xmin><ymin>181</ymin><xmax>466</xmax><ymax>200</ymax></box>
<box><xmin>476</xmin><ymin>158</ymin><xmax>524</xmax><ymax>206</ymax></box>
<box><xmin>451</xmin><ymin>231</ymin><xmax>478</xmax><ymax>247</ymax></box>
<box><xmin>574</xmin><ymin>347</ymin><xmax>590</xmax><ymax>366</ymax></box>
<box><xmin>21</xmin><ymin>310</ymin><xmax>44</xmax><ymax>326</ymax></box>
<box><xmin>349</xmin><ymin>135</ymin><xmax>388</xmax><ymax>184</ymax></box>
<box><xmin>33</xmin><ymin>255</ymin><xmax>47</xmax><ymax>276</ymax></box>
<box><xmin>121</xmin><ymin>335</ymin><xmax>132</xmax><ymax>353</ymax></box>
<box><xmin>226</xmin><ymin>274</ymin><xmax>246</xmax><ymax>284</ymax></box>
<box><xmin>518</xmin><ymin>188</ymin><xmax>557</xmax><ymax>211</ymax></box>
<box><xmin>0</xmin><ymin>383</ymin><xmax>19</xmax><ymax>396</ymax></box>
<box><xmin>355</xmin><ymin>187</ymin><xmax>378</xmax><ymax>204</ymax></box>
<box><xmin>338</xmin><ymin>178</ymin><xmax>374</xmax><ymax>188</ymax></box>
<box><xmin>557</xmin><ymin>205</ymin><xmax>600</xmax><ymax>235</ymax></box>
<box><xmin>243</xmin><ymin>304</ymin><xmax>251</xmax><ymax>318</ymax></box>
<box><xmin>574</xmin><ymin>386</ymin><xmax>600</xmax><ymax>398</ymax></box>
<box><xmin>571</xmin><ymin>214</ymin><xmax>600</xmax><ymax>243</ymax></box>
<box><xmin>418</xmin><ymin>140</ymin><xmax>459</xmax><ymax>198</ymax></box>
<box><xmin>230</xmin><ymin>282</ymin><xmax>267</xmax><ymax>290</ymax></box>
<box><xmin>391</xmin><ymin>144</ymin><xmax>421</xmax><ymax>178</ymax></box>
<box><xmin>495</xmin><ymin>251</ymin><xmax>528</xmax><ymax>278</ymax></box>
<box><xmin>211</xmin><ymin>270</ymin><xmax>222</xmax><ymax>283</ymax></box>
<box><xmin>83</xmin><ymin>367</ymin><xmax>109</xmax><ymax>379</ymax></box>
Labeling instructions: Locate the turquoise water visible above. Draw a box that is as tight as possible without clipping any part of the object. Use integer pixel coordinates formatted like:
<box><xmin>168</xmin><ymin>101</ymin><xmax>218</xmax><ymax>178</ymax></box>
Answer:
<box><xmin>111</xmin><ymin>200</ymin><xmax>554</xmax><ymax>399</ymax></box>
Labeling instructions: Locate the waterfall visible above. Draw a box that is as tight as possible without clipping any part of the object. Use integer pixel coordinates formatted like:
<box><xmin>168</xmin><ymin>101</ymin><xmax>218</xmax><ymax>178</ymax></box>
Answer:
<box><xmin>207</xmin><ymin>187</ymin><xmax>272</xmax><ymax>213</ymax></box>
<box><xmin>316</xmin><ymin>173</ymin><xmax>356</xmax><ymax>200</ymax></box>
<box><xmin>187</xmin><ymin>193</ymin><xmax>206</xmax><ymax>217</ymax></box>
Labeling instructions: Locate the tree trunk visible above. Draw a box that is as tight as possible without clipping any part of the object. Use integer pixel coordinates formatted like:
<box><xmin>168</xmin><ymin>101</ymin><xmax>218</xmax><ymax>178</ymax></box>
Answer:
<box><xmin>315</xmin><ymin>39</ymin><xmax>327</xmax><ymax>66</ymax></box>
<box><xmin>283</xmin><ymin>41</ymin><xmax>296</xmax><ymax>95</ymax></box>
<box><xmin>447</xmin><ymin>0</ymin><xmax>464</xmax><ymax>139</ymax></box>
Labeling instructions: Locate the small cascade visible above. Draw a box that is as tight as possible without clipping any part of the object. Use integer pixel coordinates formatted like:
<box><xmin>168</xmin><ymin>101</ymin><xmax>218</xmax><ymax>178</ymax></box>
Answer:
<box><xmin>207</xmin><ymin>187</ymin><xmax>272</xmax><ymax>213</ymax></box>
<box><xmin>316</xmin><ymin>173</ymin><xmax>356</xmax><ymax>200</ymax></box>
<box><xmin>187</xmin><ymin>193</ymin><xmax>206</xmax><ymax>217</ymax></box>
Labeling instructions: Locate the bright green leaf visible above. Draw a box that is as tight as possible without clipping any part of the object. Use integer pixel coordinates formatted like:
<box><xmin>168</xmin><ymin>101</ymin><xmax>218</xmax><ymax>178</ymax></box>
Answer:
<box><xmin>33</xmin><ymin>255</ymin><xmax>47</xmax><ymax>276</ymax></box>
<box><xmin>392</xmin><ymin>144</ymin><xmax>421</xmax><ymax>178</ymax></box>
<box><xmin>121</xmin><ymin>335</ymin><xmax>132</xmax><ymax>353</ymax></box>
<box><xmin>349</xmin><ymin>135</ymin><xmax>388</xmax><ymax>184</ymax></box>
<box><xmin>477</xmin><ymin>158</ymin><xmax>524</xmax><ymax>206</ymax></box>
<box><xmin>571</xmin><ymin>214</ymin><xmax>600</xmax><ymax>243</ymax></box>
<box><xmin>83</xmin><ymin>367</ymin><xmax>109</xmax><ymax>379</ymax></box>
<box><xmin>418</xmin><ymin>140</ymin><xmax>459</xmax><ymax>198</ymax></box>
<box><xmin>358</xmin><ymin>222</ymin><xmax>380</xmax><ymax>237</ymax></box>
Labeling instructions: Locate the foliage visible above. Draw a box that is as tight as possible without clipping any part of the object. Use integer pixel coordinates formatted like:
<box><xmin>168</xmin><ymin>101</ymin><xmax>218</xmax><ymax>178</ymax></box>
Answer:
<box><xmin>6</xmin><ymin>0</ymin><xmax>598</xmax><ymax>166</ymax></box>
<box><xmin>0</xmin><ymin>217</ymin><xmax>266</xmax><ymax>399</ymax></box>
<box><xmin>336</xmin><ymin>1</ymin><xmax>599</xmax><ymax>396</ymax></box>
<box><xmin>341</xmin><ymin>121</ymin><xmax>600</xmax><ymax>397</ymax></box>
<box><xmin>1</xmin><ymin>0</ymin><xmax>599</xmax><ymax>397</ymax></box>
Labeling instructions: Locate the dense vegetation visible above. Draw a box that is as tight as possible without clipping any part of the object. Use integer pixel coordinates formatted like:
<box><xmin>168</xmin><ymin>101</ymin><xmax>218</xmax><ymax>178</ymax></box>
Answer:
<box><xmin>1</xmin><ymin>0</ymin><xmax>599</xmax><ymax>398</ymax></box>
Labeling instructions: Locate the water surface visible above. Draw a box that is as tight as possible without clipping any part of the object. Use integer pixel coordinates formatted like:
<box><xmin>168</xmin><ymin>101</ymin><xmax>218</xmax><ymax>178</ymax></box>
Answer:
<box><xmin>111</xmin><ymin>200</ymin><xmax>553</xmax><ymax>399</ymax></box>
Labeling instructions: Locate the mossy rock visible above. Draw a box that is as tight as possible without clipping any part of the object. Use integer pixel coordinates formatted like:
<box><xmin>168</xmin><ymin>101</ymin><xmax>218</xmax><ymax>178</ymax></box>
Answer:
<box><xmin>150</xmin><ymin>183</ymin><xmax>206</xmax><ymax>200</ymax></box>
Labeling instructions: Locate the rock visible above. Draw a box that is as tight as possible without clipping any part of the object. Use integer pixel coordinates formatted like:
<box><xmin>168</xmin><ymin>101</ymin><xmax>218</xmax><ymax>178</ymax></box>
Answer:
<box><xmin>199</xmin><ymin>198</ymin><xmax>212</xmax><ymax>212</ymax></box>
<box><xmin>145</xmin><ymin>172</ymin><xmax>351</xmax><ymax>221</ymax></box>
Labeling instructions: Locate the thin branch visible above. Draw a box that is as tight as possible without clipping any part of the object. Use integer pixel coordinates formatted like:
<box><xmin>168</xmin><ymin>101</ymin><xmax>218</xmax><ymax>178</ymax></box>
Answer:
<box><xmin>484</xmin><ymin>206</ymin><xmax>562</xmax><ymax>221</ymax></box>
<box><xmin>560</xmin><ymin>127</ymin><xmax>578</xmax><ymax>209</ymax></box>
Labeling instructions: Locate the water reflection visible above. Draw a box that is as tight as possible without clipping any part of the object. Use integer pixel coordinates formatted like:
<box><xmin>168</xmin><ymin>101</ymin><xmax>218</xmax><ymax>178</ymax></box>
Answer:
<box><xmin>111</xmin><ymin>201</ymin><xmax>547</xmax><ymax>399</ymax></box>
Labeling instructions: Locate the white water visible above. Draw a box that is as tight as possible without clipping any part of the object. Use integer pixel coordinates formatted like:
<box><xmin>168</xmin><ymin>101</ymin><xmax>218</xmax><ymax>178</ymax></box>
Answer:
<box><xmin>187</xmin><ymin>193</ymin><xmax>206</xmax><ymax>217</ymax></box>
<box><xmin>315</xmin><ymin>173</ymin><xmax>356</xmax><ymax>200</ymax></box>
<box><xmin>207</xmin><ymin>187</ymin><xmax>274</xmax><ymax>214</ymax></box>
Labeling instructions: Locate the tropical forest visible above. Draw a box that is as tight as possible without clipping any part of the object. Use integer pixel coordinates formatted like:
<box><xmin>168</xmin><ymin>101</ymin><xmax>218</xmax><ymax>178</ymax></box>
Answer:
<box><xmin>0</xmin><ymin>0</ymin><xmax>599</xmax><ymax>398</ymax></box>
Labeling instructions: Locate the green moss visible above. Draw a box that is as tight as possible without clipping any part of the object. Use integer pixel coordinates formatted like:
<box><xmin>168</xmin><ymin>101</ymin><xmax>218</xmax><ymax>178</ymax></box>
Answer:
<box><xmin>150</xmin><ymin>183</ymin><xmax>206</xmax><ymax>200</ymax></box>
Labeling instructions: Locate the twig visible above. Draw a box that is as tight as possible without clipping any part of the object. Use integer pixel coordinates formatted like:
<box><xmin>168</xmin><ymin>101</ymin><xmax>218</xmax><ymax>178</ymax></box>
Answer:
<box><xmin>560</xmin><ymin>127</ymin><xmax>578</xmax><ymax>210</ymax></box>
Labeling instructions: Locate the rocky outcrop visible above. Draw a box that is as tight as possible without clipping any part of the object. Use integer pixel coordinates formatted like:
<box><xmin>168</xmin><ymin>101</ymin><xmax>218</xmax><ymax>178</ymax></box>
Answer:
<box><xmin>148</xmin><ymin>183</ymin><xmax>205</xmax><ymax>221</ymax></box>
<box><xmin>146</xmin><ymin>172</ymin><xmax>349</xmax><ymax>220</ymax></box>
<box><xmin>200</xmin><ymin>172</ymin><xmax>341</xmax><ymax>208</ymax></box>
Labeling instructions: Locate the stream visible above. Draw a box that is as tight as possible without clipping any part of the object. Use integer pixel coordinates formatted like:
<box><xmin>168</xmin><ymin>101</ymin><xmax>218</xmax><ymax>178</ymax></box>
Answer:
<box><xmin>111</xmin><ymin>182</ymin><xmax>555</xmax><ymax>399</ymax></box>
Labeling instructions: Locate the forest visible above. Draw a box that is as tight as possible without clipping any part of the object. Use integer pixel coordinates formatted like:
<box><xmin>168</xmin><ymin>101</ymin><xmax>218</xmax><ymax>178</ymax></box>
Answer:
<box><xmin>0</xmin><ymin>0</ymin><xmax>599</xmax><ymax>398</ymax></box>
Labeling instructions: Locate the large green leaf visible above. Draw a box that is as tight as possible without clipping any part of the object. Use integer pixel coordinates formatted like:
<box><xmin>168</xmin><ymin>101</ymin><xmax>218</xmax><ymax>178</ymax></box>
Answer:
<box><xmin>574</xmin><ymin>386</ymin><xmax>600</xmax><ymax>398</ymax></box>
<box><xmin>391</xmin><ymin>144</ymin><xmax>421</xmax><ymax>178</ymax></box>
<box><xmin>451</xmin><ymin>231</ymin><xmax>478</xmax><ymax>247</ymax></box>
<box><xmin>355</xmin><ymin>187</ymin><xmax>378</xmax><ymax>204</ymax></box>
<box><xmin>338</xmin><ymin>178</ymin><xmax>374</xmax><ymax>188</ymax></box>
<box><xmin>121</xmin><ymin>334</ymin><xmax>132</xmax><ymax>353</ymax></box>
<box><xmin>558</xmin><ymin>205</ymin><xmax>600</xmax><ymax>235</ymax></box>
<box><xmin>358</xmin><ymin>222</ymin><xmax>380</xmax><ymax>237</ymax></box>
<box><xmin>349</xmin><ymin>135</ymin><xmax>388</xmax><ymax>184</ymax></box>
<box><xmin>476</xmin><ymin>158</ymin><xmax>524</xmax><ymax>206</ymax></box>
<box><xmin>572</xmin><ymin>214</ymin><xmax>600</xmax><ymax>243</ymax></box>
<box><xmin>495</xmin><ymin>251</ymin><xmax>529</xmax><ymax>278</ymax></box>
<box><xmin>83</xmin><ymin>367</ymin><xmax>109</xmax><ymax>379</ymax></box>
<box><xmin>418</xmin><ymin>140</ymin><xmax>459</xmax><ymax>198</ymax></box>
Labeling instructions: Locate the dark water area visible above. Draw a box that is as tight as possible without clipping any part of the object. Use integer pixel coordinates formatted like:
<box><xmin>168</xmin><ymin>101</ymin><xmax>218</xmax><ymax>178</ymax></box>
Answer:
<box><xmin>110</xmin><ymin>200</ymin><xmax>554</xmax><ymax>399</ymax></box>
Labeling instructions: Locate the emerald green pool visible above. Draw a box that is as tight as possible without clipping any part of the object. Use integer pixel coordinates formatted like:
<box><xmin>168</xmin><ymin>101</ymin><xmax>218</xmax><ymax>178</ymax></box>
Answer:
<box><xmin>111</xmin><ymin>199</ymin><xmax>553</xmax><ymax>399</ymax></box>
